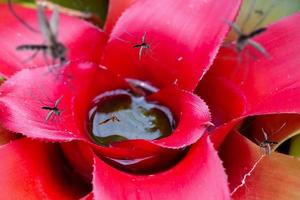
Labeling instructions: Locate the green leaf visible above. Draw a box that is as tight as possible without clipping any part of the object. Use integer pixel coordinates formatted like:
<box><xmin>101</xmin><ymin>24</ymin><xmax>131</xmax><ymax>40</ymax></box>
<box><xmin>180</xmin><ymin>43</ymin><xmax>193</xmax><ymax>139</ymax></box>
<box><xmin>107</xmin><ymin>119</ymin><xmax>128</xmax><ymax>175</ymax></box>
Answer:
<box><xmin>0</xmin><ymin>0</ymin><xmax>35</xmax><ymax>6</ymax></box>
<box><xmin>1</xmin><ymin>0</ymin><xmax>108</xmax><ymax>26</ymax></box>
<box><xmin>289</xmin><ymin>134</ymin><xmax>300</xmax><ymax>158</ymax></box>
<box><xmin>50</xmin><ymin>0</ymin><xmax>108</xmax><ymax>22</ymax></box>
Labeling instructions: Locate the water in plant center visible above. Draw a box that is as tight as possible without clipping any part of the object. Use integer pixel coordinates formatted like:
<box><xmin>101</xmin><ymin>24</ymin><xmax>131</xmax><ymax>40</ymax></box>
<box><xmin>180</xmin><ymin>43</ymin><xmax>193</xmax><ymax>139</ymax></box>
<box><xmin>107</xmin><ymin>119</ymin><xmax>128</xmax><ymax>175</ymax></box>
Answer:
<box><xmin>88</xmin><ymin>89</ymin><xmax>175</xmax><ymax>146</ymax></box>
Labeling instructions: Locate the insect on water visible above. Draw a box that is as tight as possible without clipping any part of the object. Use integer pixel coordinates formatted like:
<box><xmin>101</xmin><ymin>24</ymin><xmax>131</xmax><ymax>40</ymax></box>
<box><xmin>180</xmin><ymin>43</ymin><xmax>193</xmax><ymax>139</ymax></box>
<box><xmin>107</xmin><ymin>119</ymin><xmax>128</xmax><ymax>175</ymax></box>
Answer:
<box><xmin>98</xmin><ymin>115</ymin><xmax>120</xmax><ymax>125</ymax></box>
<box><xmin>41</xmin><ymin>95</ymin><xmax>63</xmax><ymax>122</ymax></box>
<box><xmin>12</xmin><ymin>2</ymin><xmax>67</xmax><ymax>65</ymax></box>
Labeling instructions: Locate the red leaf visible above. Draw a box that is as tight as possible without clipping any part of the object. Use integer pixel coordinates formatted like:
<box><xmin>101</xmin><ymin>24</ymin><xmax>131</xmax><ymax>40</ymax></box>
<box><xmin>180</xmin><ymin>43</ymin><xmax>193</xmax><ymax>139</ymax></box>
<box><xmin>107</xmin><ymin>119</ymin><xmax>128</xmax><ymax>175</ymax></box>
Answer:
<box><xmin>219</xmin><ymin>130</ymin><xmax>300</xmax><ymax>199</ymax></box>
<box><xmin>0</xmin><ymin>138</ymin><xmax>90</xmax><ymax>199</ymax></box>
<box><xmin>61</xmin><ymin>141</ymin><xmax>94</xmax><ymax>181</ymax></box>
<box><xmin>0</xmin><ymin>125</ymin><xmax>20</xmax><ymax>145</ymax></box>
<box><xmin>102</xmin><ymin>0</ymin><xmax>241</xmax><ymax>91</ymax></box>
<box><xmin>104</xmin><ymin>0</ymin><xmax>135</xmax><ymax>34</ymax></box>
<box><xmin>80</xmin><ymin>192</ymin><xmax>94</xmax><ymax>200</ymax></box>
<box><xmin>93</xmin><ymin>135</ymin><xmax>231</xmax><ymax>200</ymax></box>
<box><xmin>0</xmin><ymin>61</ymin><xmax>108</xmax><ymax>141</ymax></box>
<box><xmin>198</xmin><ymin>12</ymin><xmax>300</xmax><ymax>125</ymax></box>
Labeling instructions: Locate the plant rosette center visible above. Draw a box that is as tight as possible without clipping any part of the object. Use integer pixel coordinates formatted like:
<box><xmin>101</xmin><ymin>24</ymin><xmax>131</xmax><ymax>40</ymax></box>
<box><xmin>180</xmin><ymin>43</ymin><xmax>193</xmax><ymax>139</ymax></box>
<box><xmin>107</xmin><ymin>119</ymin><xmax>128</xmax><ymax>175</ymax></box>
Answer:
<box><xmin>88</xmin><ymin>89</ymin><xmax>176</xmax><ymax>146</ymax></box>
<box><xmin>87</xmin><ymin>87</ymin><xmax>185</xmax><ymax>173</ymax></box>
<box><xmin>0</xmin><ymin>58</ymin><xmax>212</xmax><ymax>176</ymax></box>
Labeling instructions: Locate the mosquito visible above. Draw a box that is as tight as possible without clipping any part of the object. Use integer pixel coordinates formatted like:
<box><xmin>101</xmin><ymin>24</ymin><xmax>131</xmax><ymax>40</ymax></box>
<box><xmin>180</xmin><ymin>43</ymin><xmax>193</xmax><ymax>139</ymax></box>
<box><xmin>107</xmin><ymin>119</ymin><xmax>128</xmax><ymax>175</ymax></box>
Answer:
<box><xmin>255</xmin><ymin>122</ymin><xmax>286</xmax><ymax>155</ymax></box>
<box><xmin>41</xmin><ymin>95</ymin><xmax>63</xmax><ymax>122</ymax></box>
<box><xmin>254</xmin><ymin>9</ymin><xmax>264</xmax><ymax>16</ymax></box>
<box><xmin>133</xmin><ymin>32</ymin><xmax>151</xmax><ymax>60</ymax></box>
<box><xmin>227</xmin><ymin>21</ymin><xmax>268</xmax><ymax>57</ymax></box>
<box><xmin>225</xmin><ymin>0</ymin><xmax>276</xmax><ymax>58</ymax></box>
<box><xmin>99</xmin><ymin>115</ymin><xmax>120</xmax><ymax>125</ymax></box>
<box><xmin>255</xmin><ymin>128</ymin><xmax>278</xmax><ymax>155</ymax></box>
<box><xmin>15</xmin><ymin>3</ymin><xmax>67</xmax><ymax>65</ymax></box>
<box><xmin>114</xmin><ymin>31</ymin><xmax>157</xmax><ymax>61</ymax></box>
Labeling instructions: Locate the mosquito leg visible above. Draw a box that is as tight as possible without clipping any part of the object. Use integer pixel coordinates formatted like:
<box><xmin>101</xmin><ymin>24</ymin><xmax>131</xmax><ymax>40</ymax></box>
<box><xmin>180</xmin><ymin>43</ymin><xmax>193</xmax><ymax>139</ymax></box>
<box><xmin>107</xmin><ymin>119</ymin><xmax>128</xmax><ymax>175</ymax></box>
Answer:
<box><xmin>248</xmin><ymin>39</ymin><xmax>269</xmax><ymax>58</ymax></box>
<box><xmin>7</xmin><ymin>0</ymin><xmax>39</xmax><ymax>33</ymax></box>
<box><xmin>138</xmin><ymin>46</ymin><xmax>144</xmax><ymax>60</ymax></box>
<box><xmin>36</xmin><ymin>84</ymin><xmax>56</xmax><ymax>106</ymax></box>
<box><xmin>42</xmin><ymin>49</ymin><xmax>50</xmax><ymax>66</ymax></box>
<box><xmin>273</xmin><ymin>122</ymin><xmax>287</xmax><ymax>135</ymax></box>
<box><xmin>147</xmin><ymin>42</ymin><xmax>159</xmax><ymax>62</ymax></box>
<box><xmin>239</xmin><ymin>51</ymin><xmax>249</xmax><ymax>83</ymax></box>
<box><xmin>113</xmin><ymin>35</ymin><xmax>133</xmax><ymax>44</ymax></box>
<box><xmin>237</xmin><ymin>50</ymin><xmax>243</xmax><ymax>63</ymax></box>
<box><xmin>45</xmin><ymin>95</ymin><xmax>56</xmax><ymax>106</ymax></box>
<box><xmin>21</xmin><ymin>49</ymin><xmax>40</xmax><ymax>63</ymax></box>
<box><xmin>243</xmin><ymin>48</ymin><xmax>254</xmax><ymax>82</ymax></box>
<box><xmin>229</xmin><ymin>48</ymin><xmax>249</xmax><ymax>84</ymax></box>
<box><xmin>225</xmin><ymin>21</ymin><xmax>242</xmax><ymax>35</ymax></box>
<box><xmin>254</xmin><ymin>138</ymin><xmax>260</xmax><ymax>144</ymax></box>
<box><xmin>113</xmin><ymin>30</ymin><xmax>138</xmax><ymax>45</ymax></box>
<box><xmin>124</xmin><ymin>30</ymin><xmax>138</xmax><ymax>41</ymax></box>
<box><xmin>47</xmin><ymin>59</ymin><xmax>62</xmax><ymax>76</ymax></box>
<box><xmin>45</xmin><ymin>110</ymin><xmax>54</xmax><ymax>122</ymax></box>
<box><xmin>248</xmin><ymin>49</ymin><xmax>258</xmax><ymax>61</ymax></box>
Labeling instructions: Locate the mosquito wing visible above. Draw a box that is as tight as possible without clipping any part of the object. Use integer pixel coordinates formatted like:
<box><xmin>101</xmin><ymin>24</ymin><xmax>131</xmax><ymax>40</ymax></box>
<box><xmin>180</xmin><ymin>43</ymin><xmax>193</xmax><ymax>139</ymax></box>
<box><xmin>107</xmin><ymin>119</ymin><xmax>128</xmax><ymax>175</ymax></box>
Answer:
<box><xmin>37</xmin><ymin>4</ymin><xmax>54</xmax><ymax>44</ymax></box>
<box><xmin>50</xmin><ymin>5</ymin><xmax>59</xmax><ymax>38</ymax></box>
<box><xmin>248</xmin><ymin>39</ymin><xmax>269</xmax><ymax>57</ymax></box>
<box><xmin>141</xmin><ymin>32</ymin><xmax>147</xmax><ymax>43</ymax></box>
<box><xmin>45</xmin><ymin>110</ymin><xmax>54</xmax><ymax>122</ymax></box>
<box><xmin>138</xmin><ymin>46</ymin><xmax>144</xmax><ymax>60</ymax></box>
<box><xmin>225</xmin><ymin>20</ymin><xmax>242</xmax><ymax>35</ymax></box>
<box><xmin>54</xmin><ymin>95</ymin><xmax>63</xmax><ymax>107</ymax></box>
<box><xmin>261</xmin><ymin>128</ymin><xmax>269</xmax><ymax>140</ymax></box>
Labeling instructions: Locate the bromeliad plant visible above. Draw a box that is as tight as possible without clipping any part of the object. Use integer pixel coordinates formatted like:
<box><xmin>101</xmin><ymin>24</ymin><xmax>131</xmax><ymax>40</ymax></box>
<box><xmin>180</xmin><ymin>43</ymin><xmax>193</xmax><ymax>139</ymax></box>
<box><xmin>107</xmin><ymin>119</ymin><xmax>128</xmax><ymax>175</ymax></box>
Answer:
<box><xmin>0</xmin><ymin>0</ymin><xmax>299</xmax><ymax>199</ymax></box>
